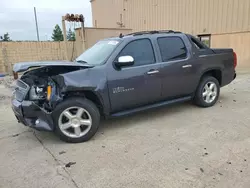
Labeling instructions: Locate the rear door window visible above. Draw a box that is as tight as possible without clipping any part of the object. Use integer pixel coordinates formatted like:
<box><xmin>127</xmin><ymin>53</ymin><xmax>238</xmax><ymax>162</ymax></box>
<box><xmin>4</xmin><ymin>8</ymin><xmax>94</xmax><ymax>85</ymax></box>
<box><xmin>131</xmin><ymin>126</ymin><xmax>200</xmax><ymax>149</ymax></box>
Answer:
<box><xmin>157</xmin><ymin>37</ymin><xmax>187</xmax><ymax>62</ymax></box>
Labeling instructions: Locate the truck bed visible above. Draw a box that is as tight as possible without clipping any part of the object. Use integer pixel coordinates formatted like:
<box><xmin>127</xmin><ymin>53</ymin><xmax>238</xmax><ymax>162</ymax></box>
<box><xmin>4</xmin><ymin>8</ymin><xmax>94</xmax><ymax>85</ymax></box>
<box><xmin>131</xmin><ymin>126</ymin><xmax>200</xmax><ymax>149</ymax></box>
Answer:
<box><xmin>211</xmin><ymin>48</ymin><xmax>233</xmax><ymax>54</ymax></box>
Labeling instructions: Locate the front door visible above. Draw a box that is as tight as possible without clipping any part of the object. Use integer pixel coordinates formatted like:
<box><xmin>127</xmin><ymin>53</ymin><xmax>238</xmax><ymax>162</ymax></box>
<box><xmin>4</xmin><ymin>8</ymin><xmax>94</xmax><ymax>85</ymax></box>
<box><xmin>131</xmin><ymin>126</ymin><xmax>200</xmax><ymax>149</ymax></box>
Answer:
<box><xmin>107</xmin><ymin>38</ymin><xmax>161</xmax><ymax>112</ymax></box>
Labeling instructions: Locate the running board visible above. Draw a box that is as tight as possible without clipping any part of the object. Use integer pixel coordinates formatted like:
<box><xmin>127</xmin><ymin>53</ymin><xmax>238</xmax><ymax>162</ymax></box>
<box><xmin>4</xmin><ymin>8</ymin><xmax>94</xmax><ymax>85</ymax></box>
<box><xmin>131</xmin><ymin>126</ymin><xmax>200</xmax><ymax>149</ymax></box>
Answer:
<box><xmin>111</xmin><ymin>96</ymin><xmax>192</xmax><ymax>117</ymax></box>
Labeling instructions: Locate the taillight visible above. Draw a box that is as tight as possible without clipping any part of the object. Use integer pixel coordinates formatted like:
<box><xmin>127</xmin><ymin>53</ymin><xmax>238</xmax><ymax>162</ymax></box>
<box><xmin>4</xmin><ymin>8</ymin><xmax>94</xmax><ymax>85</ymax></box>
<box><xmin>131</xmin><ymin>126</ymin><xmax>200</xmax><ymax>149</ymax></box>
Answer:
<box><xmin>233</xmin><ymin>51</ymin><xmax>237</xmax><ymax>68</ymax></box>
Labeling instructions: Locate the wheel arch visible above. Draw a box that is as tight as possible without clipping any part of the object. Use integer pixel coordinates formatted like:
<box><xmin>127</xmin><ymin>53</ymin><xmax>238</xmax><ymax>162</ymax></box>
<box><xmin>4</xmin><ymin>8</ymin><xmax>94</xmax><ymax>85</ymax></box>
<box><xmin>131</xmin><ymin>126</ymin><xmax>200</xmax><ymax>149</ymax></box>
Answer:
<box><xmin>63</xmin><ymin>90</ymin><xmax>104</xmax><ymax>116</ymax></box>
<box><xmin>199</xmin><ymin>68</ymin><xmax>222</xmax><ymax>86</ymax></box>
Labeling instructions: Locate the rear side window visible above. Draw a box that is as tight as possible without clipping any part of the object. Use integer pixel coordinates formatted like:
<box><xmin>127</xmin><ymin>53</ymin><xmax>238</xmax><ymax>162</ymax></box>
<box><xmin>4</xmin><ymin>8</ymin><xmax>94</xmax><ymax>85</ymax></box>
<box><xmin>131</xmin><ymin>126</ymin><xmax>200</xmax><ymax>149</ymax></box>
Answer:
<box><xmin>118</xmin><ymin>39</ymin><xmax>155</xmax><ymax>67</ymax></box>
<box><xmin>157</xmin><ymin>37</ymin><xmax>187</xmax><ymax>62</ymax></box>
<box><xmin>191</xmin><ymin>37</ymin><xmax>205</xmax><ymax>49</ymax></box>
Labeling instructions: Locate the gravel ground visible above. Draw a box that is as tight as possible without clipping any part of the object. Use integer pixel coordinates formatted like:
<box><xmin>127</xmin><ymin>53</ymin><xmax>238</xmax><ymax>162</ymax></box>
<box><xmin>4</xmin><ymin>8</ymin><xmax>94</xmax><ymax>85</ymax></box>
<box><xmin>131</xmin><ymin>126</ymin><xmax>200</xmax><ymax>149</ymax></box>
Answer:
<box><xmin>0</xmin><ymin>73</ymin><xmax>250</xmax><ymax>188</ymax></box>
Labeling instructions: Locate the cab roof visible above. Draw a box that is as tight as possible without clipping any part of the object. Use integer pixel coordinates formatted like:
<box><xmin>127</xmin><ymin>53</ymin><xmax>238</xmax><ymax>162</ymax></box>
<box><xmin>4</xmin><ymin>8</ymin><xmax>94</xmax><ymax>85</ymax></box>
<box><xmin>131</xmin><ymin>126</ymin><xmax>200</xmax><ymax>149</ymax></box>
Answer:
<box><xmin>106</xmin><ymin>30</ymin><xmax>185</xmax><ymax>41</ymax></box>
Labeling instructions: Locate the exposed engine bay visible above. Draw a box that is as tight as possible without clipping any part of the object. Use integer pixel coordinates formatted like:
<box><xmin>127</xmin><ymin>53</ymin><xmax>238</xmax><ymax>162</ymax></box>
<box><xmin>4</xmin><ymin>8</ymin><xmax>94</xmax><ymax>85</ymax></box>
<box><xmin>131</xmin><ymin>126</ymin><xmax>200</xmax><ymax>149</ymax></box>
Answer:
<box><xmin>22</xmin><ymin>74</ymin><xmax>49</xmax><ymax>101</ymax></box>
<box><xmin>18</xmin><ymin>66</ymin><xmax>84</xmax><ymax>112</ymax></box>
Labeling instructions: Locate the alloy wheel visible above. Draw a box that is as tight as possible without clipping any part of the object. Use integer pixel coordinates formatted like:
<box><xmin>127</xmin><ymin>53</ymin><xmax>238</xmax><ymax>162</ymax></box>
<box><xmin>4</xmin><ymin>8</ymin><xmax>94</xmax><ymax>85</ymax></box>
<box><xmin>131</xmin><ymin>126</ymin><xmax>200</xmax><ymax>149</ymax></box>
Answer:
<box><xmin>202</xmin><ymin>81</ymin><xmax>218</xmax><ymax>103</ymax></box>
<box><xmin>58</xmin><ymin>106</ymin><xmax>92</xmax><ymax>138</ymax></box>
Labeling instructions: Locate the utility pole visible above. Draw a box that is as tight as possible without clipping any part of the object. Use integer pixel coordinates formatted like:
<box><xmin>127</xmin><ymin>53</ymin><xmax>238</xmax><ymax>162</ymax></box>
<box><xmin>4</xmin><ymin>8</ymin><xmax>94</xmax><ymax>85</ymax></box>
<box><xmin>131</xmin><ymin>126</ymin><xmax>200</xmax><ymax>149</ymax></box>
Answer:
<box><xmin>34</xmin><ymin>7</ymin><xmax>40</xmax><ymax>41</ymax></box>
<box><xmin>62</xmin><ymin>16</ymin><xmax>69</xmax><ymax>60</ymax></box>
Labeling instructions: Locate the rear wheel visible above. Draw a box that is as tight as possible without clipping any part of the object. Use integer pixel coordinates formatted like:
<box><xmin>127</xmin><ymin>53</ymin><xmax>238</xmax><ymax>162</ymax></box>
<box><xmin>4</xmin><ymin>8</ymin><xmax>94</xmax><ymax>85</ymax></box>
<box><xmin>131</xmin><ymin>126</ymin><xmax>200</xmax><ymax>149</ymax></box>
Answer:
<box><xmin>53</xmin><ymin>97</ymin><xmax>100</xmax><ymax>143</ymax></box>
<box><xmin>194</xmin><ymin>76</ymin><xmax>220</xmax><ymax>107</ymax></box>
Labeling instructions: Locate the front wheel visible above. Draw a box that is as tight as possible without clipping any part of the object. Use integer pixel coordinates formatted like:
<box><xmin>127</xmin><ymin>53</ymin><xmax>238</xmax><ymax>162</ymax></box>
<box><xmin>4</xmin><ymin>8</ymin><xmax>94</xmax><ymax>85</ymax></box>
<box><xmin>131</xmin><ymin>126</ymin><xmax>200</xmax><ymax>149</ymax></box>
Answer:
<box><xmin>53</xmin><ymin>97</ymin><xmax>100</xmax><ymax>143</ymax></box>
<box><xmin>193</xmin><ymin>76</ymin><xmax>220</xmax><ymax>107</ymax></box>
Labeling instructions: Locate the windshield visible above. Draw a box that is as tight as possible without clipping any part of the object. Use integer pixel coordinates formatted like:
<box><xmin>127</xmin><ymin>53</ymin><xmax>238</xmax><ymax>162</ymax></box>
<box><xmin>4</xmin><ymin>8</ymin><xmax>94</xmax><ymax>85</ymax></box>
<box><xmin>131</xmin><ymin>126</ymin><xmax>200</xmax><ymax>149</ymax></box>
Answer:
<box><xmin>75</xmin><ymin>40</ymin><xmax>120</xmax><ymax>65</ymax></box>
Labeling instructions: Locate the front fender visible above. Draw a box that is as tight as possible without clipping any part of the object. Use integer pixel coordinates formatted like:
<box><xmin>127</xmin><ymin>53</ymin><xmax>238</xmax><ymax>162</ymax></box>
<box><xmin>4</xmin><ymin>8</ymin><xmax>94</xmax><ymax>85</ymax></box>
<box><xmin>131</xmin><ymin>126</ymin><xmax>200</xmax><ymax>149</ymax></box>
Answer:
<box><xmin>52</xmin><ymin>68</ymin><xmax>111</xmax><ymax>116</ymax></box>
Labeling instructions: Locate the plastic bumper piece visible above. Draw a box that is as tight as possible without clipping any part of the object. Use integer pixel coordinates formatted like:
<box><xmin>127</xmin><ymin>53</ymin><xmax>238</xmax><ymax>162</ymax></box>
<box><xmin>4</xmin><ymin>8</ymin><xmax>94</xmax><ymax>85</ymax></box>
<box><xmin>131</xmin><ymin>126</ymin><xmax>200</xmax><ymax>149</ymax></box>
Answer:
<box><xmin>12</xmin><ymin>99</ymin><xmax>54</xmax><ymax>131</ymax></box>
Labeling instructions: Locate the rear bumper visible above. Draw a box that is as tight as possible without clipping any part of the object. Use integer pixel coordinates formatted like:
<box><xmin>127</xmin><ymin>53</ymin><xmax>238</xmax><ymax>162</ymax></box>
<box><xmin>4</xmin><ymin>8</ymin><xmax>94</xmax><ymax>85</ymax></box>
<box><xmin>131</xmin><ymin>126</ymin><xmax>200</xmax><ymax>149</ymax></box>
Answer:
<box><xmin>12</xmin><ymin>99</ymin><xmax>54</xmax><ymax>131</ymax></box>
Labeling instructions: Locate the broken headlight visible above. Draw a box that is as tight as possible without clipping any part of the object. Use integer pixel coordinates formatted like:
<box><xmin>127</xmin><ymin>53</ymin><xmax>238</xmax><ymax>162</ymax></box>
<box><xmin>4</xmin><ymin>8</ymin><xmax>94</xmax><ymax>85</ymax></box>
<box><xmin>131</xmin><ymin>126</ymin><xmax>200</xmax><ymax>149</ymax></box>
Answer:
<box><xmin>29</xmin><ymin>85</ymin><xmax>46</xmax><ymax>101</ymax></box>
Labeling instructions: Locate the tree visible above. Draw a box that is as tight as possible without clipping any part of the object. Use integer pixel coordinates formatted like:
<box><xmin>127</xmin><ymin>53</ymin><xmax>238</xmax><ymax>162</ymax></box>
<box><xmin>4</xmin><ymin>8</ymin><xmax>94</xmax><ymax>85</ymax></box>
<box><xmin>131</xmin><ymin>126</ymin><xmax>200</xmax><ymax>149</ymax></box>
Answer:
<box><xmin>2</xmin><ymin>33</ymin><xmax>11</xmax><ymax>41</ymax></box>
<box><xmin>51</xmin><ymin>24</ymin><xmax>64</xmax><ymax>41</ymax></box>
<box><xmin>67</xmin><ymin>28</ymin><xmax>76</xmax><ymax>41</ymax></box>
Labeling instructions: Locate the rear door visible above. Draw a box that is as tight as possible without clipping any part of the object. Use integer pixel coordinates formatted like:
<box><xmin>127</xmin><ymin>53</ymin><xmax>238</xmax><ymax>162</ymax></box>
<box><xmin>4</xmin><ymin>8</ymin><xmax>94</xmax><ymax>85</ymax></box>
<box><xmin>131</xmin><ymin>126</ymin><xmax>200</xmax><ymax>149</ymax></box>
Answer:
<box><xmin>157</xmin><ymin>36</ymin><xmax>197</xmax><ymax>99</ymax></box>
<box><xmin>107</xmin><ymin>38</ymin><xmax>162</xmax><ymax>112</ymax></box>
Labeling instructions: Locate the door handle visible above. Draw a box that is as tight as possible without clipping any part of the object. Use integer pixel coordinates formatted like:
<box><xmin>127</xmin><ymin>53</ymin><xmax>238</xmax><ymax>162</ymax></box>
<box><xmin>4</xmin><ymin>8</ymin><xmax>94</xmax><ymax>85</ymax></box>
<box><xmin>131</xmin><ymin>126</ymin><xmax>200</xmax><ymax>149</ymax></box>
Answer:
<box><xmin>182</xmin><ymin>65</ymin><xmax>192</xmax><ymax>68</ymax></box>
<box><xmin>147</xmin><ymin>70</ymin><xmax>159</xmax><ymax>75</ymax></box>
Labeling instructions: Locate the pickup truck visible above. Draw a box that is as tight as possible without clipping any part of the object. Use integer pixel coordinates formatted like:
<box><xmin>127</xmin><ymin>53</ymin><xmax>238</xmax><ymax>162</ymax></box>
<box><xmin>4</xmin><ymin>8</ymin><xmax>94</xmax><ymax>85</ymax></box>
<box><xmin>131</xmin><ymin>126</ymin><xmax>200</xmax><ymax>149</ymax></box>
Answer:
<box><xmin>12</xmin><ymin>30</ymin><xmax>237</xmax><ymax>143</ymax></box>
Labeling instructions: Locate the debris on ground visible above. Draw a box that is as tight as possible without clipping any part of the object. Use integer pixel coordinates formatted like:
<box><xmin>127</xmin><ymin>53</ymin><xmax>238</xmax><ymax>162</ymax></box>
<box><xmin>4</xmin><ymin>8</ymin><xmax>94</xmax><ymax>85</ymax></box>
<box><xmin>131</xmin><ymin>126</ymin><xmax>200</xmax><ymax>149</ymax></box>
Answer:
<box><xmin>0</xmin><ymin>94</ymin><xmax>12</xmax><ymax>102</ymax></box>
<box><xmin>227</xmin><ymin>162</ymin><xmax>232</xmax><ymax>164</ymax></box>
<box><xmin>65</xmin><ymin>162</ymin><xmax>76</xmax><ymax>168</ymax></box>
<box><xmin>200</xmin><ymin>168</ymin><xmax>204</xmax><ymax>173</ymax></box>
<box><xmin>202</xmin><ymin>152</ymin><xmax>209</xmax><ymax>156</ymax></box>
<box><xmin>59</xmin><ymin>151</ymin><xmax>66</xmax><ymax>155</ymax></box>
<box><xmin>233</xmin><ymin>100</ymin><xmax>237</xmax><ymax>102</ymax></box>
<box><xmin>102</xmin><ymin>145</ymin><xmax>105</xmax><ymax>148</ymax></box>
<box><xmin>12</xmin><ymin>134</ymin><xmax>19</xmax><ymax>137</ymax></box>
<box><xmin>144</xmin><ymin>152</ymin><xmax>150</xmax><ymax>155</ymax></box>
<box><xmin>218</xmin><ymin>172</ymin><xmax>223</xmax><ymax>176</ymax></box>
<box><xmin>185</xmin><ymin>168</ymin><xmax>189</xmax><ymax>170</ymax></box>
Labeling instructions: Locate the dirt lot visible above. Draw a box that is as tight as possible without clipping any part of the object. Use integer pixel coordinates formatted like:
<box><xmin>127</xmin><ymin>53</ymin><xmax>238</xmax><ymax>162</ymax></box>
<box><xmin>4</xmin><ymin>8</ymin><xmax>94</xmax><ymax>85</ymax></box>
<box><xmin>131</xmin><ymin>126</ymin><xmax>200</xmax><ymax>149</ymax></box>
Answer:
<box><xmin>0</xmin><ymin>73</ymin><xmax>250</xmax><ymax>188</ymax></box>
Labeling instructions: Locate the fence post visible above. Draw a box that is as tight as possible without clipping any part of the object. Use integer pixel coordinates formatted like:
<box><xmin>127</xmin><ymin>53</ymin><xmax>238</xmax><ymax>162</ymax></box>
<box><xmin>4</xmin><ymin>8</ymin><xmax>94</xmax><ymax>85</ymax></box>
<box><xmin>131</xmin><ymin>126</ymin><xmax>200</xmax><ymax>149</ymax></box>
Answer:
<box><xmin>81</xmin><ymin>19</ymin><xmax>86</xmax><ymax>52</ymax></box>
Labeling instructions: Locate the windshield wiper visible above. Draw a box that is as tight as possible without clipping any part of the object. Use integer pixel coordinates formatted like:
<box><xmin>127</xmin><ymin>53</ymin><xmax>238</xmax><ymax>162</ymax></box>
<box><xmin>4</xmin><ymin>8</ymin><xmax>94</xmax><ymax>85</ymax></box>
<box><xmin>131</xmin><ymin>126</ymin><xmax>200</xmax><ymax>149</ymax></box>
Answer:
<box><xmin>76</xmin><ymin>60</ymin><xmax>88</xmax><ymax>64</ymax></box>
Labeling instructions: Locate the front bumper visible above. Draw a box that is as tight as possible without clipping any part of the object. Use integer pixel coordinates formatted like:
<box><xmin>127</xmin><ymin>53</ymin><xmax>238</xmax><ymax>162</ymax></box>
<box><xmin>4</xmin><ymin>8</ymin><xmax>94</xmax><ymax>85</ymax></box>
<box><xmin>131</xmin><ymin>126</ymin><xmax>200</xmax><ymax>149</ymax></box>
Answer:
<box><xmin>12</xmin><ymin>99</ymin><xmax>54</xmax><ymax>131</ymax></box>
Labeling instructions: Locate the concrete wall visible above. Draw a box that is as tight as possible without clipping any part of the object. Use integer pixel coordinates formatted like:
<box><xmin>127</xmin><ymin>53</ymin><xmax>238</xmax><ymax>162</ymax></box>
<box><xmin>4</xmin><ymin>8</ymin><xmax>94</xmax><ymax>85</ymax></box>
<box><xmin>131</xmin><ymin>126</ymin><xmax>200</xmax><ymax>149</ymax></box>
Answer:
<box><xmin>75</xmin><ymin>27</ymin><xmax>132</xmax><ymax>49</ymax></box>
<box><xmin>0</xmin><ymin>27</ymin><xmax>132</xmax><ymax>74</ymax></box>
<box><xmin>0</xmin><ymin>41</ymin><xmax>78</xmax><ymax>73</ymax></box>
<box><xmin>211</xmin><ymin>31</ymin><xmax>250</xmax><ymax>69</ymax></box>
<box><xmin>91</xmin><ymin>0</ymin><xmax>250</xmax><ymax>35</ymax></box>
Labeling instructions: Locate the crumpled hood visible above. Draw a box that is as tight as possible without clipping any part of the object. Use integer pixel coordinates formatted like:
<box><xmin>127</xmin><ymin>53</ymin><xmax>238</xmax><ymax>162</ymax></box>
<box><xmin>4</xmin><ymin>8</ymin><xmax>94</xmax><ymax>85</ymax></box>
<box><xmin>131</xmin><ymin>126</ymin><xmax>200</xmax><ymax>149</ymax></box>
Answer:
<box><xmin>13</xmin><ymin>60</ymin><xmax>93</xmax><ymax>73</ymax></box>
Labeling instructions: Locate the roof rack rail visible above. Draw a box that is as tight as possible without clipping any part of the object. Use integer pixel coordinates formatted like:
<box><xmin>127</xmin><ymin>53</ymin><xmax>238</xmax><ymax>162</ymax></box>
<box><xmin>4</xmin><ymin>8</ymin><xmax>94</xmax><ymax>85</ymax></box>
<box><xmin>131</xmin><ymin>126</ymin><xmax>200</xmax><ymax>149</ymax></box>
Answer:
<box><xmin>126</xmin><ymin>30</ymin><xmax>182</xmax><ymax>36</ymax></box>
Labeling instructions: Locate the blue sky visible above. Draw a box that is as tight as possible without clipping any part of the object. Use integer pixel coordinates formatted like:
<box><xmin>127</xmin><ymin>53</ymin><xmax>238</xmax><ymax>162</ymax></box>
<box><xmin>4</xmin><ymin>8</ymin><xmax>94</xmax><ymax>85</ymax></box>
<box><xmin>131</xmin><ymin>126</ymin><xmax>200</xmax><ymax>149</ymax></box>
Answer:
<box><xmin>0</xmin><ymin>0</ymin><xmax>92</xmax><ymax>41</ymax></box>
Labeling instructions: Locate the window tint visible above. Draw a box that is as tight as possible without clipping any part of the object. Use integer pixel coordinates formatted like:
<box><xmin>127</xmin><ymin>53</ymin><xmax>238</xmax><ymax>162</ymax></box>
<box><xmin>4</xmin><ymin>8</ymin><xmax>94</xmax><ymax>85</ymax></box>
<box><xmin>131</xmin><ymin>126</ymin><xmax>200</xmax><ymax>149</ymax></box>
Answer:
<box><xmin>157</xmin><ymin>37</ymin><xmax>187</xmax><ymax>62</ymax></box>
<box><xmin>191</xmin><ymin>37</ymin><xmax>205</xmax><ymax>49</ymax></box>
<box><xmin>118</xmin><ymin>39</ymin><xmax>155</xmax><ymax>66</ymax></box>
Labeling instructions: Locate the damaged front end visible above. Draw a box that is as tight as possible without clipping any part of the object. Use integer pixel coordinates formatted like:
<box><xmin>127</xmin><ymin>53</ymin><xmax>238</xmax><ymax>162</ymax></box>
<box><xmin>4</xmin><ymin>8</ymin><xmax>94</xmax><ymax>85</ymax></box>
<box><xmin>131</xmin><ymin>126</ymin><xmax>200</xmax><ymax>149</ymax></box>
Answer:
<box><xmin>12</xmin><ymin>64</ymin><xmax>89</xmax><ymax>131</ymax></box>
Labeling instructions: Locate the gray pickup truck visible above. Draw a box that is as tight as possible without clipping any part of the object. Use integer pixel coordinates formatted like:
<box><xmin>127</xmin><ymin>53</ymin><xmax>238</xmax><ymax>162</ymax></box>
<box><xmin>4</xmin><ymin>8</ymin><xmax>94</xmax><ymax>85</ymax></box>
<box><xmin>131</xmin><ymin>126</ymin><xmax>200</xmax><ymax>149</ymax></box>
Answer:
<box><xmin>12</xmin><ymin>30</ymin><xmax>237</xmax><ymax>143</ymax></box>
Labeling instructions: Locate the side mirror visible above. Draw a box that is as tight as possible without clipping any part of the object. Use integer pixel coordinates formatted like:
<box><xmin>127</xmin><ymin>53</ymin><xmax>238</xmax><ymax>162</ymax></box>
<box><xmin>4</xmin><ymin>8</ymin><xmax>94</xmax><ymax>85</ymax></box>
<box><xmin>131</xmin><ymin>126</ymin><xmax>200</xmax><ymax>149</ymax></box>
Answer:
<box><xmin>115</xmin><ymin>56</ymin><xmax>134</xmax><ymax>68</ymax></box>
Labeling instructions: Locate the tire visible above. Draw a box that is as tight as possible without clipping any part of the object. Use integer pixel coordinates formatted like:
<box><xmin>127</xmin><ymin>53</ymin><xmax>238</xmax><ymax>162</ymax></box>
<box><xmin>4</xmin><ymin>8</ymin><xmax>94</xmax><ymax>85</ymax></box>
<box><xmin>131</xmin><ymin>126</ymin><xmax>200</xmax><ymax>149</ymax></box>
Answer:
<box><xmin>193</xmin><ymin>76</ymin><xmax>220</xmax><ymax>107</ymax></box>
<box><xmin>53</xmin><ymin>97</ymin><xmax>100</xmax><ymax>143</ymax></box>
